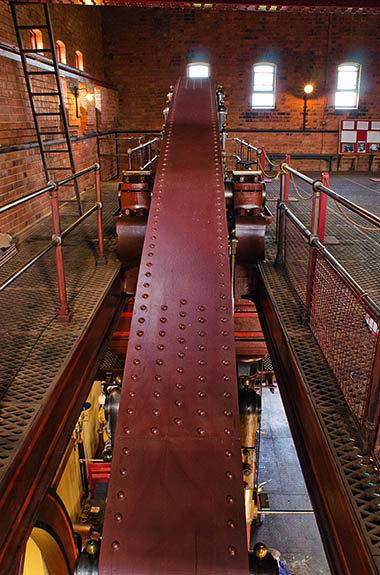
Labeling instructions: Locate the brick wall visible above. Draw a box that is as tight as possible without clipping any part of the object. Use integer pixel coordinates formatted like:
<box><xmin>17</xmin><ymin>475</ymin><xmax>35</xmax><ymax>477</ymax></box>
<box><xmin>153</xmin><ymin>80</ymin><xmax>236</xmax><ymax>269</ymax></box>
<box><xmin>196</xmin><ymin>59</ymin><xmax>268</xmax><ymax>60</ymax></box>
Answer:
<box><xmin>102</xmin><ymin>7</ymin><xmax>380</xmax><ymax>172</ymax></box>
<box><xmin>0</xmin><ymin>2</ymin><xmax>118</xmax><ymax>237</ymax></box>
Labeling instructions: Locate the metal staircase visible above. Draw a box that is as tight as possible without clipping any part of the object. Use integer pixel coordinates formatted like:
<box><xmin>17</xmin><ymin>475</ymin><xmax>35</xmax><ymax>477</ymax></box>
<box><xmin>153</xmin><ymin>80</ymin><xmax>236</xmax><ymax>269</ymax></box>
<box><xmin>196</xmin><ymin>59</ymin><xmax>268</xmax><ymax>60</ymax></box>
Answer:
<box><xmin>10</xmin><ymin>2</ymin><xmax>82</xmax><ymax>214</ymax></box>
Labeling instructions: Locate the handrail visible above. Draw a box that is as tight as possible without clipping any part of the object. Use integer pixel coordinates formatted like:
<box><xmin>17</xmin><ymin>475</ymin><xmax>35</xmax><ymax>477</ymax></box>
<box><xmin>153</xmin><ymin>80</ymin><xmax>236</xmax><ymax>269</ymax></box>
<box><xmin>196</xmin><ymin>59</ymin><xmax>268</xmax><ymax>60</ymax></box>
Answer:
<box><xmin>280</xmin><ymin>162</ymin><xmax>380</xmax><ymax>229</ymax></box>
<box><xmin>227</xmin><ymin>137</ymin><xmax>259</xmax><ymax>153</ymax></box>
<box><xmin>281</xmin><ymin>204</ymin><xmax>380</xmax><ymax>320</ymax></box>
<box><xmin>128</xmin><ymin>137</ymin><xmax>160</xmax><ymax>155</ymax></box>
<box><xmin>141</xmin><ymin>155</ymin><xmax>159</xmax><ymax>170</ymax></box>
<box><xmin>0</xmin><ymin>163</ymin><xmax>105</xmax><ymax>321</ymax></box>
<box><xmin>0</xmin><ymin>163</ymin><xmax>99</xmax><ymax>215</ymax></box>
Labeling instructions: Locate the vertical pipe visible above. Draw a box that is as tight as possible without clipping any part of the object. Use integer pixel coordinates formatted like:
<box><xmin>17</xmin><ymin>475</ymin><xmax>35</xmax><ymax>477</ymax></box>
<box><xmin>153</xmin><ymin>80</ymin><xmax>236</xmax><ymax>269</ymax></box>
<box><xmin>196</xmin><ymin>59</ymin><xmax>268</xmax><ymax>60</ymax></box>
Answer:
<box><xmin>260</xmin><ymin>147</ymin><xmax>265</xmax><ymax>182</ymax></box>
<box><xmin>284</xmin><ymin>154</ymin><xmax>291</xmax><ymax>200</ymax></box>
<box><xmin>95</xmin><ymin>166</ymin><xmax>106</xmax><ymax>265</ymax></box>
<box><xmin>318</xmin><ymin>173</ymin><xmax>329</xmax><ymax>243</ymax></box>
<box><xmin>115</xmin><ymin>132</ymin><xmax>120</xmax><ymax>179</ymax></box>
<box><xmin>49</xmin><ymin>188</ymin><xmax>70</xmax><ymax>322</ymax></box>
<box><xmin>304</xmin><ymin>245</ymin><xmax>318</xmax><ymax>324</ymax></box>
<box><xmin>367</xmin><ymin>335</ymin><xmax>380</xmax><ymax>451</ymax></box>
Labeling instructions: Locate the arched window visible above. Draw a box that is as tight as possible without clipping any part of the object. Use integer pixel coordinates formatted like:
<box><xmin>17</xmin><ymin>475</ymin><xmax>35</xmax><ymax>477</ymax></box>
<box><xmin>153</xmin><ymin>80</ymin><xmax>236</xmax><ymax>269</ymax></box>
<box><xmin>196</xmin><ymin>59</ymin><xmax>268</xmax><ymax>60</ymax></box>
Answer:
<box><xmin>30</xmin><ymin>29</ymin><xmax>43</xmax><ymax>51</ymax></box>
<box><xmin>335</xmin><ymin>63</ymin><xmax>361</xmax><ymax>109</ymax></box>
<box><xmin>252</xmin><ymin>63</ymin><xmax>276</xmax><ymax>109</ymax></box>
<box><xmin>75</xmin><ymin>50</ymin><xmax>84</xmax><ymax>71</ymax></box>
<box><xmin>187</xmin><ymin>62</ymin><xmax>210</xmax><ymax>78</ymax></box>
<box><xmin>55</xmin><ymin>40</ymin><xmax>66</xmax><ymax>64</ymax></box>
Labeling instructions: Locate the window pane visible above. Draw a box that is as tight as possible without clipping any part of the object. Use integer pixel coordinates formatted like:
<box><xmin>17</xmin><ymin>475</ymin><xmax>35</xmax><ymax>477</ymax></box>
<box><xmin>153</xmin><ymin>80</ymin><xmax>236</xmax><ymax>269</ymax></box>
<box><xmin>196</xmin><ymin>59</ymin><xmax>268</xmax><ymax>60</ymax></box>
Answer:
<box><xmin>254</xmin><ymin>71</ymin><xmax>274</xmax><ymax>91</ymax></box>
<box><xmin>335</xmin><ymin>91</ymin><xmax>357</xmax><ymax>108</ymax></box>
<box><xmin>187</xmin><ymin>64</ymin><xmax>209</xmax><ymax>78</ymax></box>
<box><xmin>337</xmin><ymin>70</ymin><xmax>357</xmax><ymax>90</ymax></box>
<box><xmin>252</xmin><ymin>92</ymin><xmax>275</xmax><ymax>108</ymax></box>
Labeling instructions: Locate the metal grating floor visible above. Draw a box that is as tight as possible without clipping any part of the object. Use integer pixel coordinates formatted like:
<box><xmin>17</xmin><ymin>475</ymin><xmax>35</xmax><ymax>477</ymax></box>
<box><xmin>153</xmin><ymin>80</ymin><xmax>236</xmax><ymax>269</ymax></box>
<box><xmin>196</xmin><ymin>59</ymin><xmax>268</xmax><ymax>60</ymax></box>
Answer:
<box><xmin>0</xmin><ymin>183</ymin><xmax>120</xmax><ymax>482</ymax></box>
<box><xmin>260</xmin><ymin>172</ymin><xmax>380</xmax><ymax>569</ymax></box>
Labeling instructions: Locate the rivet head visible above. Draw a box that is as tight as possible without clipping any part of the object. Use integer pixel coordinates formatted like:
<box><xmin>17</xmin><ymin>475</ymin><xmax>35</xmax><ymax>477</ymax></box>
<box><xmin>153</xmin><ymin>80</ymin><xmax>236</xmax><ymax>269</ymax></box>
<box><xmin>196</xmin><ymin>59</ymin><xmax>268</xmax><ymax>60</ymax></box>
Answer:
<box><xmin>178</xmin><ymin>352</ymin><xmax>185</xmax><ymax>358</ymax></box>
<box><xmin>198</xmin><ymin>391</ymin><xmax>206</xmax><ymax>398</ymax></box>
<box><xmin>225</xmin><ymin>471</ymin><xmax>233</xmax><ymax>479</ymax></box>
<box><xmin>197</xmin><ymin>409</ymin><xmax>206</xmax><ymax>416</ymax></box>
<box><xmin>227</xmin><ymin>519</ymin><xmax>236</xmax><ymax>529</ymax></box>
<box><xmin>151</xmin><ymin>427</ymin><xmax>159</xmax><ymax>435</ymax></box>
<box><xmin>159</xmin><ymin>331</ymin><xmax>166</xmax><ymax>337</ymax></box>
<box><xmin>138</xmin><ymin>318</ymin><xmax>145</xmax><ymax>324</ymax></box>
<box><xmin>225</xmin><ymin>450</ymin><xmax>232</xmax><ymax>458</ymax></box>
<box><xmin>152</xmin><ymin>408</ymin><xmax>160</xmax><ymax>416</ymax></box>
<box><xmin>136</xmin><ymin>330</ymin><xmax>144</xmax><ymax>337</ymax></box>
<box><xmin>133</xmin><ymin>359</ymin><xmax>140</xmax><ymax>365</ymax></box>
<box><xmin>224</xmin><ymin>428</ymin><xmax>232</xmax><ymax>436</ymax></box>
<box><xmin>157</xmin><ymin>344</ymin><xmax>165</xmax><ymax>351</ymax></box>
<box><xmin>175</xmin><ymin>400</ymin><xmax>183</xmax><ymax>407</ymax></box>
<box><xmin>135</xmin><ymin>344</ymin><xmax>142</xmax><ymax>351</ymax></box>
<box><xmin>224</xmin><ymin>392</ymin><xmax>232</xmax><ymax>399</ymax></box>
<box><xmin>117</xmin><ymin>490</ymin><xmax>125</xmax><ymax>500</ymax></box>
<box><xmin>223</xmin><ymin>376</ymin><xmax>231</xmax><ymax>381</ymax></box>
<box><xmin>112</xmin><ymin>541</ymin><xmax>120</xmax><ymax>550</ymax></box>
<box><xmin>129</xmin><ymin>391</ymin><xmax>135</xmax><ymax>398</ymax></box>
<box><xmin>114</xmin><ymin>513</ymin><xmax>123</xmax><ymax>522</ymax></box>
<box><xmin>120</xmin><ymin>467</ymin><xmax>127</xmax><ymax>476</ymax></box>
<box><xmin>140</xmin><ymin>304</ymin><xmax>147</xmax><ymax>311</ymax></box>
<box><xmin>161</xmin><ymin>305</ymin><xmax>168</xmax><ymax>311</ymax></box>
<box><xmin>180</xmin><ymin>299</ymin><xmax>187</xmax><ymax>305</ymax></box>
<box><xmin>174</xmin><ymin>417</ymin><xmax>182</xmax><ymax>425</ymax></box>
<box><xmin>198</xmin><ymin>360</ymin><xmax>206</xmax><ymax>366</ymax></box>
<box><xmin>224</xmin><ymin>410</ymin><xmax>232</xmax><ymax>417</ymax></box>
<box><xmin>198</xmin><ymin>375</ymin><xmax>206</xmax><ymax>383</ymax></box>
<box><xmin>127</xmin><ymin>408</ymin><xmax>134</xmax><ymax>415</ymax></box>
<box><xmin>228</xmin><ymin>545</ymin><xmax>237</xmax><ymax>557</ymax></box>
<box><xmin>122</xmin><ymin>447</ymin><xmax>130</xmax><ymax>455</ymax></box>
<box><xmin>198</xmin><ymin>305</ymin><xmax>206</xmax><ymax>311</ymax></box>
<box><xmin>179</xmin><ymin>323</ymin><xmax>186</xmax><ymax>330</ymax></box>
<box><xmin>198</xmin><ymin>344</ymin><xmax>206</xmax><ymax>351</ymax></box>
<box><xmin>198</xmin><ymin>330</ymin><xmax>206</xmax><ymax>337</ymax></box>
<box><xmin>156</xmin><ymin>359</ymin><xmax>164</xmax><ymax>366</ymax></box>
<box><xmin>179</xmin><ymin>311</ymin><xmax>186</xmax><ymax>317</ymax></box>
<box><xmin>124</xmin><ymin>426</ymin><xmax>131</xmax><ymax>435</ymax></box>
<box><xmin>176</xmin><ymin>367</ymin><xmax>184</xmax><ymax>374</ymax></box>
<box><xmin>197</xmin><ymin>427</ymin><xmax>206</xmax><ymax>436</ymax></box>
<box><xmin>160</xmin><ymin>317</ymin><xmax>167</xmax><ymax>323</ymax></box>
<box><xmin>142</xmin><ymin>293</ymin><xmax>149</xmax><ymax>299</ymax></box>
<box><xmin>178</xmin><ymin>337</ymin><xmax>185</xmax><ymax>344</ymax></box>
<box><xmin>176</xmin><ymin>383</ymin><xmax>184</xmax><ymax>390</ymax></box>
<box><xmin>154</xmin><ymin>391</ymin><xmax>161</xmax><ymax>398</ymax></box>
<box><xmin>226</xmin><ymin>495</ymin><xmax>234</xmax><ymax>504</ymax></box>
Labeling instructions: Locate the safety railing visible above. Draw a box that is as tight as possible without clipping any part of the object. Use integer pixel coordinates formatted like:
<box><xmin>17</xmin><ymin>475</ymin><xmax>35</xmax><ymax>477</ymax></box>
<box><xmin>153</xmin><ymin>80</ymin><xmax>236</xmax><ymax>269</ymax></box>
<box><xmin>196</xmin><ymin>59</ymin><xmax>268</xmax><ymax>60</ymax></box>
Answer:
<box><xmin>277</xmin><ymin>202</ymin><xmax>380</xmax><ymax>449</ymax></box>
<box><xmin>0</xmin><ymin>163</ymin><xmax>105</xmax><ymax>322</ymax></box>
<box><xmin>226</xmin><ymin>137</ymin><xmax>265</xmax><ymax>171</ymax></box>
<box><xmin>98</xmin><ymin>132</ymin><xmax>161</xmax><ymax>177</ymax></box>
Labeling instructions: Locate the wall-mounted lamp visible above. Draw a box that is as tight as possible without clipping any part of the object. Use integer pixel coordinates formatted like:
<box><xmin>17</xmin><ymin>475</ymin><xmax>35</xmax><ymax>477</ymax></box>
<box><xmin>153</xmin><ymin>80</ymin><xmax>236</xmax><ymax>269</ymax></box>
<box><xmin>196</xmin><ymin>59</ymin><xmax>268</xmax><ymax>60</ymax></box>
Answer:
<box><xmin>73</xmin><ymin>85</ymin><xmax>95</xmax><ymax>118</ymax></box>
<box><xmin>303</xmin><ymin>84</ymin><xmax>314</xmax><ymax>131</ymax></box>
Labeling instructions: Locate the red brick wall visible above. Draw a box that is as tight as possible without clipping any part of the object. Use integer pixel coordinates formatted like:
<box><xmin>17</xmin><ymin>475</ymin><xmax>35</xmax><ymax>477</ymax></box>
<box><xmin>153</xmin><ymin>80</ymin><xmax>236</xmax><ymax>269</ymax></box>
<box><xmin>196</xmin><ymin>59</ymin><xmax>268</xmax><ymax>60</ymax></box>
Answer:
<box><xmin>0</xmin><ymin>2</ymin><xmax>118</xmax><ymax>237</ymax></box>
<box><xmin>102</xmin><ymin>7</ymin><xmax>380</xmax><ymax>172</ymax></box>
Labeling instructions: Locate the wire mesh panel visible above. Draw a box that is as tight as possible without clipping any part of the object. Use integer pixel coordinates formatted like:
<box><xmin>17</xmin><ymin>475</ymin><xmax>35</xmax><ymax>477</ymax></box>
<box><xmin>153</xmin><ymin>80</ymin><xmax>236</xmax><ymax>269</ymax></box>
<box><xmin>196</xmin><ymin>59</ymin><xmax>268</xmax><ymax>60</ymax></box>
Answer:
<box><xmin>284</xmin><ymin>213</ymin><xmax>310</xmax><ymax>306</ymax></box>
<box><xmin>309</xmin><ymin>251</ymin><xmax>378</xmax><ymax>425</ymax></box>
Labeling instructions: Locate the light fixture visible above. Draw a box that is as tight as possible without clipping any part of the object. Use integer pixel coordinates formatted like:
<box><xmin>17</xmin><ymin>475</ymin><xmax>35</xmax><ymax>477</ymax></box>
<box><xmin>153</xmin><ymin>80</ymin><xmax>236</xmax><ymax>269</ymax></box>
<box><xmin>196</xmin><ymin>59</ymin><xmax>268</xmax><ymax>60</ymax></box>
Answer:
<box><xmin>73</xmin><ymin>85</ymin><xmax>95</xmax><ymax>118</ymax></box>
<box><xmin>304</xmin><ymin>84</ymin><xmax>314</xmax><ymax>94</ymax></box>
<box><xmin>303</xmin><ymin>84</ymin><xmax>314</xmax><ymax>130</ymax></box>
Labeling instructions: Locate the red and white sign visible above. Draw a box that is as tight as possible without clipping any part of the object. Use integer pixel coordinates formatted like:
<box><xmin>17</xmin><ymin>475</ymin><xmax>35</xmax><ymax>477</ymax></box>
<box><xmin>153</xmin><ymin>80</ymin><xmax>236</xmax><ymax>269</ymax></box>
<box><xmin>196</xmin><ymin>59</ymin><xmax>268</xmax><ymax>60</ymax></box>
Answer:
<box><xmin>339</xmin><ymin>120</ymin><xmax>380</xmax><ymax>154</ymax></box>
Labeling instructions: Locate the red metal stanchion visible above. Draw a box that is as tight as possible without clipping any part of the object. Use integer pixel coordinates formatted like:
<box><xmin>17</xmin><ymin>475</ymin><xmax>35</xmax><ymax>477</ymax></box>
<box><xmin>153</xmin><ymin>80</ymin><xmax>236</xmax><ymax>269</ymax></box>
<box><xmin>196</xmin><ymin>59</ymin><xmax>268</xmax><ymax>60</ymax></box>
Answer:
<box><xmin>260</xmin><ymin>147</ymin><xmax>265</xmax><ymax>182</ymax></box>
<box><xmin>317</xmin><ymin>172</ymin><xmax>329</xmax><ymax>243</ymax></box>
<box><xmin>49</xmin><ymin>185</ymin><xmax>71</xmax><ymax>322</ymax></box>
<box><xmin>95</xmin><ymin>165</ymin><xmax>107</xmax><ymax>265</ymax></box>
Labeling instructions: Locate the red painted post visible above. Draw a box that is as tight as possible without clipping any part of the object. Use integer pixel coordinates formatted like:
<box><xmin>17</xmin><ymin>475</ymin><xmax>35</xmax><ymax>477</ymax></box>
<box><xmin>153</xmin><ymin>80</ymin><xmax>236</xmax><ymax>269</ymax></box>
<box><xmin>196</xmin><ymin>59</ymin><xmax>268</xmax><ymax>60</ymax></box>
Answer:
<box><xmin>95</xmin><ymin>165</ymin><xmax>107</xmax><ymax>265</ymax></box>
<box><xmin>284</xmin><ymin>153</ymin><xmax>291</xmax><ymax>200</ymax></box>
<box><xmin>318</xmin><ymin>172</ymin><xmax>329</xmax><ymax>243</ymax></box>
<box><xmin>49</xmin><ymin>186</ymin><xmax>71</xmax><ymax>322</ymax></box>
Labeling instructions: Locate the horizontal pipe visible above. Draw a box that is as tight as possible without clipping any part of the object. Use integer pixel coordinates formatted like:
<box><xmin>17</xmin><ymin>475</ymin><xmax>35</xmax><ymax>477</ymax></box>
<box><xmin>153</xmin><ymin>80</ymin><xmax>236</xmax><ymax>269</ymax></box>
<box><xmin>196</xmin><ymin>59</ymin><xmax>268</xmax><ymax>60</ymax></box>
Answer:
<box><xmin>0</xmin><ymin>183</ymin><xmax>55</xmax><ymax>214</ymax></box>
<box><xmin>314</xmin><ymin>181</ymin><xmax>380</xmax><ymax>229</ymax></box>
<box><xmin>0</xmin><ymin>240</ymin><xmax>57</xmax><ymax>292</ymax></box>
<box><xmin>128</xmin><ymin>137</ymin><xmax>160</xmax><ymax>154</ymax></box>
<box><xmin>281</xmin><ymin>204</ymin><xmax>312</xmax><ymax>240</ymax></box>
<box><xmin>140</xmin><ymin>155</ymin><xmax>159</xmax><ymax>170</ymax></box>
<box><xmin>56</xmin><ymin>163</ymin><xmax>99</xmax><ymax>187</ymax></box>
<box><xmin>281</xmin><ymin>163</ymin><xmax>315</xmax><ymax>185</ymax></box>
<box><xmin>260</xmin><ymin>509</ymin><xmax>314</xmax><ymax>515</ymax></box>
<box><xmin>61</xmin><ymin>204</ymin><xmax>99</xmax><ymax>239</ymax></box>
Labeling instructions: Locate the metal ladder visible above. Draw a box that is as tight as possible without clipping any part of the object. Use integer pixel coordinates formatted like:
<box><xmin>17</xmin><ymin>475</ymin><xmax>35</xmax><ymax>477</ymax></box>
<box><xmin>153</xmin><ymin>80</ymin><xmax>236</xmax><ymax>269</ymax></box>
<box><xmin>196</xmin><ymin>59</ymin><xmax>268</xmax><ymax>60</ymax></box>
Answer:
<box><xmin>10</xmin><ymin>2</ymin><xmax>82</xmax><ymax>214</ymax></box>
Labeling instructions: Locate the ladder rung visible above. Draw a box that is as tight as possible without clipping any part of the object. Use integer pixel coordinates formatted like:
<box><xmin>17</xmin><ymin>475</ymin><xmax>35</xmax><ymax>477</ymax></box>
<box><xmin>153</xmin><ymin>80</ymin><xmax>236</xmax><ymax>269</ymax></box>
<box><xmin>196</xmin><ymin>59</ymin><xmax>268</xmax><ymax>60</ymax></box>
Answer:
<box><xmin>16</xmin><ymin>25</ymin><xmax>48</xmax><ymax>30</ymax></box>
<box><xmin>31</xmin><ymin>92</ymin><xmax>60</xmax><ymax>96</ymax></box>
<box><xmin>35</xmin><ymin>112</ymin><xmax>61</xmax><ymax>116</ymax></box>
<box><xmin>22</xmin><ymin>48</ymin><xmax>52</xmax><ymax>53</ymax></box>
<box><xmin>27</xmin><ymin>71</ymin><xmax>56</xmax><ymax>75</ymax></box>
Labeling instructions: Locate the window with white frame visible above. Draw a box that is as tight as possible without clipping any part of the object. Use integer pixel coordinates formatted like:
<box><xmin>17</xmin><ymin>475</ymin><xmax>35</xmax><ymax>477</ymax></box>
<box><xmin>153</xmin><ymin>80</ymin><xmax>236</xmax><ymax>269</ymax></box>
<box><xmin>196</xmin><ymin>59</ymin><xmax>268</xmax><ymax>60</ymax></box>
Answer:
<box><xmin>252</xmin><ymin>63</ymin><xmax>276</xmax><ymax>109</ymax></box>
<box><xmin>335</xmin><ymin>63</ymin><xmax>361</xmax><ymax>109</ymax></box>
<box><xmin>187</xmin><ymin>62</ymin><xmax>210</xmax><ymax>78</ymax></box>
